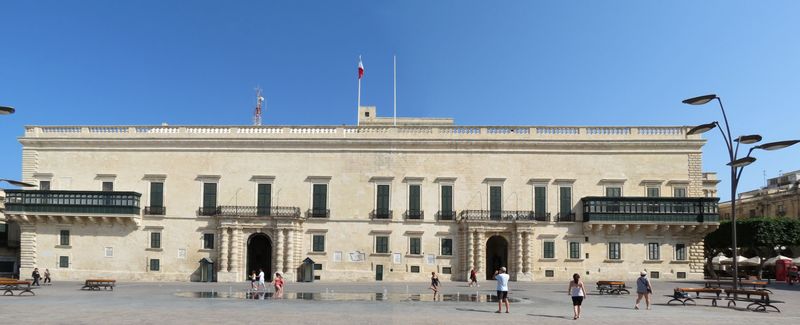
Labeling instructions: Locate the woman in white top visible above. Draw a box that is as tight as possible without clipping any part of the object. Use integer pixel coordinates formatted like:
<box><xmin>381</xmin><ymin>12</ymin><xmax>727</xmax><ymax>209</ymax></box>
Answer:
<box><xmin>568</xmin><ymin>273</ymin><xmax>586</xmax><ymax>320</ymax></box>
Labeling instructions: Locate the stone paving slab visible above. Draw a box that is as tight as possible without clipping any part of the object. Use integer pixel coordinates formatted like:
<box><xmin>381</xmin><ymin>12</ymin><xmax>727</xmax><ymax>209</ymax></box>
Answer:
<box><xmin>1</xmin><ymin>280</ymin><xmax>798</xmax><ymax>324</ymax></box>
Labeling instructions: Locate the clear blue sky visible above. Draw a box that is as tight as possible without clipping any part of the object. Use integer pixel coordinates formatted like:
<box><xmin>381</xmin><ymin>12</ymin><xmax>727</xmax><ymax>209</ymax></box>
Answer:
<box><xmin>2</xmin><ymin>0</ymin><xmax>799</xmax><ymax>200</ymax></box>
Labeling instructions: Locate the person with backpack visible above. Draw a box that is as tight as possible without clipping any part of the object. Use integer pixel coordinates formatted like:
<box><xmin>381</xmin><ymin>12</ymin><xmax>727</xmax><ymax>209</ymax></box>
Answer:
<box><xmin>635</xmin><ymin>271</ymin><xmax>652</xmax><ymax>310</ymax></box>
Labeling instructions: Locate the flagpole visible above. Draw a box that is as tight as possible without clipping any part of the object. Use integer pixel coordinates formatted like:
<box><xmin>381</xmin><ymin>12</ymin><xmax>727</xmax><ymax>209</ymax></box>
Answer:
<box><xmin>393</xmin><ymin>55</ymin><xmax>397</xmax><ymax>127</ymax></box>
<box><xmin>357</xmin><ymin>56</ymin><xmax>361</xmax><ymax>127</ymax></box>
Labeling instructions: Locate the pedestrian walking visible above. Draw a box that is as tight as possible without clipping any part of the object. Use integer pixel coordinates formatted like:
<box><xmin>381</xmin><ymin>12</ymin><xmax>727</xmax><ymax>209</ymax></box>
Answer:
<box><xmin>273</xmin><ymin>272</ymin><xmax>284</xmax><ymax>298</ymax></box>
<box><xmin>634</xmin><ymin>271</ymin><xmax>652</xmax><ymax>310</ymax></box>
<box><xmin>43</xmin><ymin>268</ymin><xmax>51</xmax><ymax>284</ymax></box>
<box><xmin>257</xmin><ymin>269</ymin><xmax>266</xmax><ymax>290</ymax></box>
<box><xmin>429</xmin><ymin>272</ymin><xmax>440</xmax><ymax>301</ymax></box>
<box><xmin>469</xmin><ymin>267</ymin><xmax>479</xmax><ymax>287</ymax></box>
<box><xmin>494</xmin><ymin>267</ymin><xmax>510</xmax><ymax>313</ymax></box>
<box><xmin>250</xmin><ymin>270</ymin><xmax>257</xmax><ymax>290</ymax></box>
<box><xmin>568</xmin><ymin>273</ymin><xmax>586</xmax><ymax>319</ymax></box>
<box><xmin>31</xmin><ymin>268</ymin><xmax>41</xmax><ymax>286</ymax></box>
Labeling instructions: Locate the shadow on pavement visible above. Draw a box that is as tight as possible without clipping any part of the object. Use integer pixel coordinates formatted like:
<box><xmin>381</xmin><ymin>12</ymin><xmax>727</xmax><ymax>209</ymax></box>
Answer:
<box><xmin>527</xmin><ymin>313</ymin><xmax>571</xmax><ymax>319</ymax></box>
<box><xmin>454</xmin><ymin>308</ymin><xmax>495</xmax><ymax>313</ymax></box>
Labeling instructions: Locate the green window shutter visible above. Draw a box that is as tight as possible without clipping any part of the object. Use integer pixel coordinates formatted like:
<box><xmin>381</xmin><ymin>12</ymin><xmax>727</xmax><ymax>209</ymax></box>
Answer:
<box><xmin>560</xmin><ymin>187</ymin><xmax>572</xmax><ymax>216</ymax></box>
<box><xmin>150</xmin><ymin>182</ymin><xmax>164</xmax><ymax>207</ymax></box>
<box><xmin>441</xmin><ymin>185</ymin><xmax>453</xmax><ymax>213</ymax></box>
<box><xmin>377</xmin><ymin>185</ymin><xmax>390</xmax><ymax>213</ymax></box>
<box><xmin>605</xmin><ymin>187</ymin><xmax>621</xmax><ymax>197</ymax></box>
<box><xmin>313</xmin><ymin>235</ymin><xmax>325</xmax><ymax>252</ymax></box>
<box><xmin>203</xmin><ymin>183</ymin><xmax>217</xmax><ymax>208</ymax></box>
<box><xmin>313</xmin><ymin>184</ymin><xmax>327</xmax><ymax>212</ymax></box>
<box><xmin>410</xmin><ymin>238</ymin><xmax>421</xmax><ymax>255</ymax></box>
<box><xmin>441</xmin><ymin>238</ymin><xmax>453</xmax><ymax>256</ymax></box>
<box><xmin>647</xmin><ymin>187</ymin><xmax>660</xmax><ymax>197</ymax></box>
<box><xmin>544</xmin><ymin>241</ymin><xmax>555</xmax><ymax>259</ymax></box>
<box><xmin>409</xmin><ymin>185</ymin><xmax>420</xmax><ymax>212</ymax></box>
<box><xmin>534</xmin><ymin>186</ymin><xmax>546</xmax><ymax>217</ymax></box>
<box><xmin>490</xmin><ymin>186</ymin><xmax>502</xmax><ymax>216</ymax></box>
<box><xmin>376</xmin><ymin>236</ymin><xmax>389</xmax><ymax>253</ymax></box>
<box><xmin>257</xmin><ymin>184</ymin><xmax>272</xmax><ymax>216</ymax></box>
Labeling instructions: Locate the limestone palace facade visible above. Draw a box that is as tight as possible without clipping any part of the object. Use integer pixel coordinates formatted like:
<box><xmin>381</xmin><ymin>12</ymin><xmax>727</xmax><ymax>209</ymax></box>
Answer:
<box><xmin>0</xmin><ymin>107</ymin><xmax>721</xmax><ymax>283</ymax></box>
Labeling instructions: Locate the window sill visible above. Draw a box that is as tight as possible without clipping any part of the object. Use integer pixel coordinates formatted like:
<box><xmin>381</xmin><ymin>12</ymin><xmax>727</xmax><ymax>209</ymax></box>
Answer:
<box><xmin>643</xmin><ymin>260</ymin><xmax>663</xmax><ymax>264</ymax></box>
<box><xmin>405</xmin><ymin>254</ymin><xmax>423</xmax><ymax>258</ymax></box>
<box><xmin>538</xmin><ymin>258</ymin><xmax>558</xmax><ymax>262</ymax></box>
<box><xmin>146</xmin><ymin>248</ymin><xmax>163</xmax><ymax>252</ymax></box>
<box><xmin>670</xmin><ymin>260</ymin><xmax>690</xmax><ymax>264</ymax></box>
<box><xmin>437</xmin><ymin>255</ymin><xmax>453</xmax><ymax>259</ymax></box>
<box><xmin>565</xmin><ymin>258</ymin><xmax>584</xmax><ymax>262</ymax></box>
<box><xmin>603</xmin><ymin>259</ymin><xmax>624</xmax><ymax>263</ymax></box>
<box><xmin>55</xmin><ymin>245</ymin><xmax>72</xmax><ymax>249</ymax></box>
<box><xmin>370</xmin><ymin>253</ymin><xmax>391</xmax><ymax>257</ymax></box>
<box><xmin>307</xmin><ymin>251</ymin><xmax>327</xmax><ymax>256</ymax></box>
<box><xmin>199</xmin><ymin>249</ymin><xmax>214</xmax><ymax>252</ymax></box>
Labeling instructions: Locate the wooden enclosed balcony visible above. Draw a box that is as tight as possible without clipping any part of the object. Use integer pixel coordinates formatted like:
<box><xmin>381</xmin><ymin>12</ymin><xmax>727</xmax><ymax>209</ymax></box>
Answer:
<box><xmin>581</xmin><ymin>197</ymin><xmax>720</xmax><ymax>223</ymax></box>
<box><xmin>2</xmin><ymin>190</ymin><xmax>141</xmax><ymax>225</ymax></box>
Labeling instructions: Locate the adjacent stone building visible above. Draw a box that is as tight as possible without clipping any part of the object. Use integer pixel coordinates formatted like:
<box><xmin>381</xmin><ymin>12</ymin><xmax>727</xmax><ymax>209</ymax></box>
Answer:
<box><xmin>719</xmin><ymin>170</ymin><xmax>800</xmax><ymax>220</ymax></box>
<box><xmin>0</xmin><ymin>107</ymin><xmax>720</xmax><ymax>282</ymax></box>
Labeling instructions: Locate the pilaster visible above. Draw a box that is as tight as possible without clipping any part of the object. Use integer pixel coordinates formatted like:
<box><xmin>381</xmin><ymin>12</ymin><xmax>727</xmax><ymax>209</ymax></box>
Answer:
<box><xmin>275</xmin><ymin>228</ymin><xmax>285</xmax><ymax>275</ymax></box>
<box><xmin>19</xmin><ymin>223</ymin><xmax>37</xmax><ymax>277</ymax></box>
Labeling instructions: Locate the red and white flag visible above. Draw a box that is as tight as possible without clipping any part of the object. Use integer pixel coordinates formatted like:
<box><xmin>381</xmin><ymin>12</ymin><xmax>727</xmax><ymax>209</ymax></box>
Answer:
<box><xmin>358</xmin><ymin>57</ymin><xmax>365</xmax><ymax>79</ymax></box>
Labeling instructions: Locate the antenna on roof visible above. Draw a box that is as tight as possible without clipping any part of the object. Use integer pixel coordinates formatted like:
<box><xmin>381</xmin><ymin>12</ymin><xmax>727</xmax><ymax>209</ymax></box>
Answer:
<box><xmin>253</xmin><ymin>87</ymin><xmax>264</xmax><ymax>126</ymax></box>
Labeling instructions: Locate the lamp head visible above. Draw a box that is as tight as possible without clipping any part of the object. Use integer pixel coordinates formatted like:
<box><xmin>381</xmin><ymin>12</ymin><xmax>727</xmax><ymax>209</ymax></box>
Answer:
<box><xmin>727</xmin><ymin>156</ymin><xmax>756</xmax><ymax>168</ymax></box>
<box><xmin>687</xmin><ymin>122</ymin><xmax>717</xmax><ymax>135</ymax></box>
<box><xmin>756</xmin><ymin>140</ymin><xmax>800</xmax><ymax>151</ymax></box>
<box><xmin>735</xmin><ymin>134</ymin><xmax>762</xmax><ymax>145</ymax></box>
<box><xmin>682</xmin><ymin>94</ymin><xmax>718</xmax><ymax>105</ymax></box>
<box><xmin>0</xmin><ymin>179</ymin><xmax>36</xmax><ymax>187</ymax></box>
<box><xmin>0</xmin><ymin>106</ymin><xmax>15</xmax><ymax>115</ymax></box>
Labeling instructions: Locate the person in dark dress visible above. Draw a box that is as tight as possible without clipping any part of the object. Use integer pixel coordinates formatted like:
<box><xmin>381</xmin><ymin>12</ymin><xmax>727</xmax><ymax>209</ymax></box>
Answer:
<box><xmin>32</xmin><ymin>268</ymin><xmax>41</xmax><ymax>286</ymax></box>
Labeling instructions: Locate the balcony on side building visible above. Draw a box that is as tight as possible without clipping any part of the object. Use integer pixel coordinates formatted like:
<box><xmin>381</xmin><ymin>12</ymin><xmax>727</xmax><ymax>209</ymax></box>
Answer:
<box><xmin>581</xmin><ymin>197</ymin><xmax>720</xmax><ymax>223</ymax></box>
<box><xmin>458</xmin><ymin>210</ymin><xmax>545</xmax><ymax>222</ymax></box>
<box><xmin>2</xmin><ymin>190</ymin><xmax>141</xmax><ymax>224</ymax></box>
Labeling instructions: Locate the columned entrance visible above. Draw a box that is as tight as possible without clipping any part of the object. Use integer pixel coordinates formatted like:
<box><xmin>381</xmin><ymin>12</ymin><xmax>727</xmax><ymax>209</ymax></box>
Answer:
<box><xmin>247</xmin><ymin>233</ymin><xmax>272</xmax><ymax>281</ymax></box>
<box><xmin>485</xmin><ymin>235</ymin><xmax>508</xmax><ymax>280</ymax></box>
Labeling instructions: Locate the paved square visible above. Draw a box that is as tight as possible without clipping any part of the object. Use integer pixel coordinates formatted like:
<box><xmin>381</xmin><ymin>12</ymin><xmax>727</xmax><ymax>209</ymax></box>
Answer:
<box><xmin>1</xmin><ymin>280</ymin><xmax>798</xmax><ymax>324</ymax></box>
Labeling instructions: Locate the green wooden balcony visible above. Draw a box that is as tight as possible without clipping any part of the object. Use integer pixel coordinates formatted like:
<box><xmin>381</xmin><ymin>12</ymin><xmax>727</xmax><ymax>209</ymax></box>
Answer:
<box><xmin>3</xmin><ymin>190</ymin><xmax>141</xmax><ymax>215</ymax></box>
<box><xmin>581</xmin><ymin>196</ymin><xmax>719</xmax><ymax>223</ymax></box>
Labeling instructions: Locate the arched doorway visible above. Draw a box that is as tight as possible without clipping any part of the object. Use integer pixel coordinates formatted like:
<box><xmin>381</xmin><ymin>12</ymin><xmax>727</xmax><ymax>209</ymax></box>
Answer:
<box><xmin>247</xmin><ymin>233</ymin><xmax>272</xmax><ymax>281</ymax></box>
<box><xmin>485</xmin><ymin>235</ymin><xmax>509</xmax><ymax>280</ymax></box>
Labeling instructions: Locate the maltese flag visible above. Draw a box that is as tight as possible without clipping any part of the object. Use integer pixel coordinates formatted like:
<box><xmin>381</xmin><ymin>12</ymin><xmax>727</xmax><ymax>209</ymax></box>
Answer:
<box><xmin>358</xmin><ymin>57</ymin><xmax>365</xmax><ymax>79</ymax></box>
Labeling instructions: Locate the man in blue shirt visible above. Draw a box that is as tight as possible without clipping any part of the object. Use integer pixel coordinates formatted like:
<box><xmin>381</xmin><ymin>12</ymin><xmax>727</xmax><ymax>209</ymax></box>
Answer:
<box><xmin>495</xmin><ymin>266</ymin><xmax>510</xmax><ymax>313</ymax></box>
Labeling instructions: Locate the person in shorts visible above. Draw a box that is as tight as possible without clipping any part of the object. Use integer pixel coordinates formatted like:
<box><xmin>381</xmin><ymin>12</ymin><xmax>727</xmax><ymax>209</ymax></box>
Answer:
<box><xmin>257</xmin><ymin>269</ymin><xmax>266</xmax><ymax>290</ymax></box>
<box><xmin>250</xmin><ymin>270</ymin><xmax>257</xmax><ymax>290</ymax></box>
<box><xmin>494</xmin><ymin>267</ymin><xmax>510</xmax><ymax>313</ymax></box>
<box><xmin>469</xmin><ymin>267</ymin><xmax>478</xmax><ymax>287</ymax></box>
<box><xmin>635</xmin><ymin>271</ymin><xmax>652</xmax><ymax>310</ymax></box>
<box><xmin>568</xmin><ymin>273</ymin><xmax>586</xmax><ymax>319</ymax></box>
<box><xmin>429</xmin><ymin>272</ymin><xmax>441</xmax><ymax>301</ymax></box>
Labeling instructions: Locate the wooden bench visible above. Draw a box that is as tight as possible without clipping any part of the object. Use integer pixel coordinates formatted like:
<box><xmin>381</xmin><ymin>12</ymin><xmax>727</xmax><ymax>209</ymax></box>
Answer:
<box><xmin>0</xmin><ymin>280</ymin><xmax>36</xmax><ymax>296</ymax></box>
<box><xmin>596</xmin><ymin>281</ymin><xmax>629</xmax><ymax>295</ymax></box>
<box><xmin>667</xmin><ymin>287</ymin><xmax>722</xmax><ymax>306</ymax></box>
<box><xmin>81</xmin><ymin>279</ymin><xmax>116</xmax><ymax>291</ymax></box>
<box><xmin>724</xmin><ymin>289</ymin><xmax>781</xmax><ymax>312</ymax></box>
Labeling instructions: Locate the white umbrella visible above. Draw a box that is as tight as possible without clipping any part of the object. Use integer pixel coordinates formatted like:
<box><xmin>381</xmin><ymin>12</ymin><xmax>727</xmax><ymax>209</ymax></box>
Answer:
<box><xmin>764</xmin><ymin>255</ymin><xmax>792</xmax><ymax>266</ymax></box>
<box><xmin>720</xmin><ymin>255</ymin><xmax>748</xmax><ymax>265</ymax></box>
<box><xmin>712</xmin><ymin>253</ymin><xmax>729</xmax><ymax>265</ymax></box>
<box><xmin>740</xmin><ymin>256</ymin><xmax>761</xmax><ymax>267</ymax></box>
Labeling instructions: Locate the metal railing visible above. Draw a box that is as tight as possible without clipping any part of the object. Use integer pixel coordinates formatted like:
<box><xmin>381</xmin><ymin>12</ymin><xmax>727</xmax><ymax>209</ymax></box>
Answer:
<box><xmin>403</xmin><ymin>210</ymin><xmax>424</xmax><ymax>220</ymax></box>
<box><xmin>3</xmin><ymin>190</ymin><xmax>141</xmax><ymax>215</ymax></box>
<box><xmin>305</xmin><ymin>209</ymin><xmax>330</xmax><ymax>218</ymax></box>
<box><xmin>581</xmin><ymin>197</ymin><xmax>720</xmax><ymax>222</ymax></box>
<box><xmin>144</xmin><ymin>206</ymin><xmax>166</xmax><ymax>215</ymax></box>
<box><xmin>436</xmin><ymin>210</ymin><xmax>456</xmax><ymax>221</ymax></box>
<box><xmin>198</xmin><ymin>206</ymin><xmax>302</xmax><ymax>217</ymax></box>
<box><xmin>458</xmin><ymin>210</ymin><xmax>543</xmax><ymax>221</ymax></box>
<box><xmin>556</xmin><ymin>212</ymin><xmax>576</xmax><ymax>222</ymax></box>
<box><xmin>370</xmin><ymin>209</ymin><xmax>393</xmax><ymax>220</ymax></box>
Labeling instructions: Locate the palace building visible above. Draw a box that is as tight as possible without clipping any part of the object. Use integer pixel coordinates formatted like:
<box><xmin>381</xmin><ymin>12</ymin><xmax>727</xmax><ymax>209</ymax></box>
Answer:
<box><xmin>0</xmin><ymin>107</ymin><xmax>721</xmax><ymax>282</ymax></box>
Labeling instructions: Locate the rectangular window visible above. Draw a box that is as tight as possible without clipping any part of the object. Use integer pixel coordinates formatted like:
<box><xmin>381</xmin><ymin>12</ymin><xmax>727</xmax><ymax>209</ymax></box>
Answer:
<box><xmin>675</xmin><ymin>243</ymin><xmax>686</xmax><ymax>261</ymax></box>
<box><xmin>203</xmin><ymin>233</ymin><xmax>215</xmax><ymax>250</ymax></box>
<box><xmin>376</xmin><ymin>184</ymin><xmax>390</xmax><ymax>216</ymax></box>
<box><xmin>440</xmin><ymin>185</ymin><xmax>453</xmax><ymax>220</ymax></box>
<box><xmin>442</xmin><ymin>267</ymin><xmax>452</xmax><ymax>275</ymax></box>
<box><xmin>673</xmin><ymin>187</ymin><xmax>687</xmax><ymax>198</ymax></box>
<box><xmin>410</xmin><ymin>265</ymin><xmax>420</xmax><ymax>273</ymax></box>
<box><xmin>441</xmin><ymin>238</ymin><xmax>453</xmax><ymax>256</ymax></box>
<box><xmin>489</xmin><ymin>186</ymin><xmax>502</xmax><ymax>219</ymax></box>
<box><xmin>608</xmin><ymin>242</ymin><xmax>621</xmax><ymax>260</ymax></box>
<box><xmin>59</xmin><ymin>256</ymin><xmax>69</xmax><ymax>268</ymax></box>
<box><xmin>605</xmin><ymin>187</ymin><xmax>622</xmax><ymax>197</ymax></box>
<box><xmin>375</xmin><ymin>236</ymin><xmax>389</xmax><ymax>254</ymax></box>
<box><xmin>543</xmin><ymin>241</ymin><xmax>555</xmax><ymax>259</ymax></box>
<box><xmin>647</xmin><ymin>243</ymin><xmax>660</xmax><ymax>260</ymax></box>
<box><xmin>312</xmin><ymin>235</ymin><xmax>325</xmax><ymax>252</ymax></box>
<box><xmin>60</xmin><ymin>230</ymin><xmax>70</xmax><ymax>246</ymax></box>
<box><xmin>534</xmin><ymin>186</ymin><xmax>547</xmax><ymax>219</ymax></box>
<box><xmin>39</xmin><ymin>180</ymin><xmax>51</xmax><ymax>190</ymax></box>
<box><xmin>150</xmin><ymin>232</ymin><xmax>161</xmax><ymax>249</ymax></box>
<box><xmin>104</xmin><ymin>247</ymin><xmax>113</xmax><ymax>258</ymax></box>
<box><xmin>257</xmin><ymin>183</ymin><xmax>272</xmax><ymax>216</ymax></box>
<box><xmin>559</xmin><ymin>186</ymin><xmax>572</xmax><ymax>218</ymax></box>
<box><xmin>409</xmin><ymin>237</ymin><xmax>421</xmax><ymax>255</ymax></box>
<box><xmin>569</xmin><ymin>241</ymin><xmax>581</xmax><ymax>259</ymax></box>
<box><xmin>150</xmin><ymin>182</ymin><xmax>164</xmax><ymax>207</ymax></box>
<box><xmin>312</xmin><ymin>184</ymin><xmax>327</xmax><ymax>216</ymax></box>
<box><xmin>650</xmin><ymin>271</ymin><xmax>660</xmax><ymax>279</ymax></box>
<box><xmin>150</xmin><ymin>259</ymin><xmax>160</xmax><ymax>271</ymax></box>
<box><xmin>102</xmin><ymin>181</ymin><xmax>114</xmax><ymax>192</ymax></box>
<box><xmin>202</xmin><ymin>182</ymin><xmax>217</xmax><ymax>212</ymax></box>
<box><xmin>313</xmin><ymin>263</ymin><xmax>323</xmax><ymax>270</ymax></box>
<box><xmin>646</xmin><ymin>187</ymin><xmax>660</xmax><ymax>197</ymax></box>
<box><xmin>545</xmin><ymin>270</ymin><xmax>554</xmax><ymax>277</ymax></box>
<box><xmin>408</xmin><ymin>185</ymin><xmax>421</xmax><ymax>217</ymax></box>
<box><xmin>677</xmin><ymin>272</ymin><xmax>687</xmax><ymax>279</ymax></box>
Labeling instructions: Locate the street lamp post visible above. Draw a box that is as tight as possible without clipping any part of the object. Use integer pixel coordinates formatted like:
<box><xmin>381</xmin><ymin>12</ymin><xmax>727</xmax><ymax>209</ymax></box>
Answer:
<box><xmin>683</xmin><ymin>94</ymin><xmax>800</xmax><ymax>291</ymax></box>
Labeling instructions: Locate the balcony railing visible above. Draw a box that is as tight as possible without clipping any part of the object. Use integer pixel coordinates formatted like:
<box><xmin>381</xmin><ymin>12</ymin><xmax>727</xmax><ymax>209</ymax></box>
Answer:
<box><xmin>403</xmin><ymin>210</ymin><xmax>424</xmax><ymax>220</ymax></box>
<box><xmin>582</xmin><ymin>197</ymin><xmax>720</xmax><ymax>223</ymax></box>
<box><xmin>370</xmin><ymin>209</ymin><xmax>393</xmax><ymax>220</ymax></box>
<box><xmin>3</xmin><ymin>190</ymin><xmax>141</xmax><ymax>215</ymax></box>
<box><xmin>436</xmin><ymin>210</ymin><xmax>456</xmax><ymax>221</ymax></box>
<box><xmin>198</xmin><ymin>207</ymin><xmax>218</xmax><ymax>216</ymax></box>
<box><xmin>197</xmin><ymin>206</ymin><xmax>301</xmax><ymax>217</ymax></box>
<box><xmin>305</xmin><ymin>209</ymin><xmax>330</xmax><ymax>218</ymax></box>
<box><xmin>458</xmin><ymin>210</ymin><xmax>543</xmax><ymax>221</ymax></box>
<box><xmin>144</xmin><ymin>206</ymin><xmax>166</xmax><ymax>215</ymax></box>
<box><xmin>556</xmin><ymin>212</ymin><xmax>576</xmax><ymax>222</ymax></box>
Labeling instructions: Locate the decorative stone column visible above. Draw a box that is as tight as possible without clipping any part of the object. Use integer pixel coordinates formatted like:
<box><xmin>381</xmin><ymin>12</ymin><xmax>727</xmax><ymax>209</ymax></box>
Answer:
<box><xmin>285</xmin><ymin>228</ymin><xmax>295</xmax><ymax>278</ymax></box>
<box><xmin>275</xmin><ymin>228</ymin><xmax>284</xmax><ymax>275</ymax></box>
<box><xmin>476</xmin><ymin>231</ymin><xmax>485</xmax><ymax>278</ymax></box>
<box><xmin>515</xmin><ymin>231</ymin><xmax>524</xmax><ymax>279</ymax></box>
<box><xmin>19</xmin><ymin>223</ymin><xmax>37</xmax><ymax>277</ymax></box>
<box><xmin>230</xmin><ymin>228</ymin><xmax>242</xmax><ymax>280</ymax></box>
<box><xmin>466</xmin><ymin>230</ymin><xmax>474</xmax><ymax>276</ymax></box>
<box><xmin>219</xmin><ymin>227</ymin><xmax>229</xmax><ymax>272</ymax></box>
<box><xmin>523</xmin><ymin>231</ymin><xmax>532</xmax><ymax>273</ymax></box>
